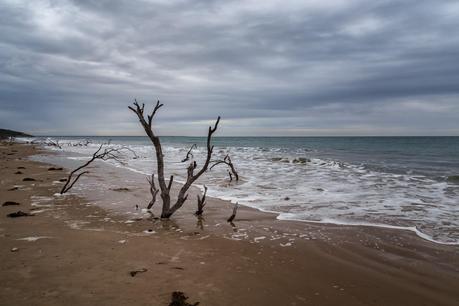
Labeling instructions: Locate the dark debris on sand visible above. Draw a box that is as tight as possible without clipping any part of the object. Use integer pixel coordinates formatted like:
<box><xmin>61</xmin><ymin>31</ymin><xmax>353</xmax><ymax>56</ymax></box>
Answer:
<box><xmin>7</xmin><ymin>211</ymin><xmax>33</xmax><ymax>218</ymax></box>
<box><xmin>48</xmin><ymin>167</ymin><xmax>63</xmax><ymax>171</ymax></box>
<box><xmin>111</xmin><ymin>187</ymin><xmax>130</xmax><ymax>192</ymax></box>
<box><xmin>129</xmin><ymin>268</ymin><xmax>147</xmax><ymax>277</ymax></box>
<box><xmin>2</xmin><ymin>201</ymin><xmax>20</xmax><ymax>206</ymax></box>
<box><xmin>169</xmin><ymin>291</ymin><xmax>200</xmax><ymax>306</ymax></box>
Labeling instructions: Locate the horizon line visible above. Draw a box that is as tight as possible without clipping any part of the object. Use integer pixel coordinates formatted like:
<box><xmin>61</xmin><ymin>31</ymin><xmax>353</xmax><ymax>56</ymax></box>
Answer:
<box><xmin>27</xmin><ymin>135</ymin><xmax>459</xmax><ymax>138</ymax></box>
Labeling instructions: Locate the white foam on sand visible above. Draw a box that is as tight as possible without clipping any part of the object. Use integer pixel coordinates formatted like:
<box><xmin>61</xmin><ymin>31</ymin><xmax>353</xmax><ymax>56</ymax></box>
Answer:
<box><xmin>35</xmin><ymin>137</ymin><xmax>459</xmax><ymax>245</ymax></box>
<box><xmin>17</xmin><ymin>236</ymin><xmax>53</xmax><ymax>242</ymax></box>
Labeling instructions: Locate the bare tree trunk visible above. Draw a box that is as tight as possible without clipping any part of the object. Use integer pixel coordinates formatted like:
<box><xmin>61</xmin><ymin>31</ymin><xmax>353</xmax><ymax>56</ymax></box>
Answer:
<box><xmin>129</xmin><ymin>100</ymin><xmax>220</xmax><ymax>219</ymax></box>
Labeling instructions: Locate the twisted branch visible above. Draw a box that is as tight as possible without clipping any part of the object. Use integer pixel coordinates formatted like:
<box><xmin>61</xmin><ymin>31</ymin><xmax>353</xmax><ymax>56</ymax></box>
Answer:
<box><xmin>210</xmin><ymin>154</ymin><xmax>239</xmax><ymax>181</ymax></box>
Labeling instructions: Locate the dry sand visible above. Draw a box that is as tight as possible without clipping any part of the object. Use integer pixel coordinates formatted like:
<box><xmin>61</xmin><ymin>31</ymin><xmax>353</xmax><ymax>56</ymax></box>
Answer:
<box><xmin>1</xmin><ymin>142</ymin><xmax>458</xmax><ymax>305</ymax></box>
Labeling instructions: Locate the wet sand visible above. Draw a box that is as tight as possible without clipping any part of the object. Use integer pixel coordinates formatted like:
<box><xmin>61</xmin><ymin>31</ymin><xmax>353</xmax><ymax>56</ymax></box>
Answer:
<box><xmin>1</xmin><ymin>142</ymin><xmax>458</xmax><ymax>305</ymax></box>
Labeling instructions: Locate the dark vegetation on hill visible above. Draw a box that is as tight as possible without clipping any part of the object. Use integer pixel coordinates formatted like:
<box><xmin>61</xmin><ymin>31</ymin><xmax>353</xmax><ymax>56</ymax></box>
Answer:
<box><xmin>0</xmin><ymin>129</ymin><xmax>32</xmax><ymax>139</ymax></box>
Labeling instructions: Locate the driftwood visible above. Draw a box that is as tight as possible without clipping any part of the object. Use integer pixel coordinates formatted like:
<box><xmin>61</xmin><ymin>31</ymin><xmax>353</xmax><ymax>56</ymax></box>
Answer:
<box><xmin>146</xmin><ymin>174</ymin><xmax>159</xmax><ymax>209</ymax></box>
<box><xmin>210</xmin><ymin>154</ymin><xmax>239</xmax><ymax>181</ymax></box>
<box><xmin>227</xmin><ymin>202</ymin><xmax>239</xmax><ymax>223</ymax></box>
<box><xmin>60</xmin><ymin>144</ymin><xmax>127</xmax><ymax>194</ymax></box>
<box><xmin>46</xmin><ymin>139</ymin><xmax>62</xmax><ymax>149</ymax></box>
<box><xmin>129</xmin><ymin>100</ymin><xmax>220</xmax><ymax>218</ymax></box>
<box><xmin>181</xmin><ymin>144</ymin><xmax>197</xmax><ymax>162</ymax></box>
<box><xmin>195</xmin><ymin>185</ymin><xmax>207</xmax><ymax>216</ymax></box>
<box><xmin>70</xmin><ymin>140</ymin><xmax>90</xmax><ymax>147</ymax></box>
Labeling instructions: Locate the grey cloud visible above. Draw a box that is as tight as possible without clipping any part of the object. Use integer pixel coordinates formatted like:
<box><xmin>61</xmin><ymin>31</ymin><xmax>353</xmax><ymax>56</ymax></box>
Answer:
<box><xmin>0</xmin><ymin>0</ymin><xmax>458</xmax><ymax>136</ymax></box>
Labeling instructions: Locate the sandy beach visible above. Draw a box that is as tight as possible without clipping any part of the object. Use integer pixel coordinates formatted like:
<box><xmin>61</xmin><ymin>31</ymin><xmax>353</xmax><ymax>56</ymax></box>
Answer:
<box><xmin>1</xmin><ymin>142</ymin><xmax>458</xmax><ymax>306</ymax></box>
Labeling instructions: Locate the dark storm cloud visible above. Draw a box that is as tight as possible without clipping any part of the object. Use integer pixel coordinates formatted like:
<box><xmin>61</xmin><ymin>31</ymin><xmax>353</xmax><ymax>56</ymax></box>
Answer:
<box><xmin>0</xmin><ymin>0</ymin><xmax>458</xmax><ymax>135</ymax></box>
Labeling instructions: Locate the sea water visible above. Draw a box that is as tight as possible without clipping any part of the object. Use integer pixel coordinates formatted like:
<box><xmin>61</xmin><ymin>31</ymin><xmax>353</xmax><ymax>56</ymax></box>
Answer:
<box><xmin>23</xmin><ymin>136</ymin><xmax>459</xmax><ymax>244</ymax></box>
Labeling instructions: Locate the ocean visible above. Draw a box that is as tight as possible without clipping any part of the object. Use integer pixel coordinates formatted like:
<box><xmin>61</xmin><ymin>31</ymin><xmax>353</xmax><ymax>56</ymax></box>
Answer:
<box><xmin>24</xmin><ymin>136</ymin><xmax>459</xmax><ymax>245</ymax></box>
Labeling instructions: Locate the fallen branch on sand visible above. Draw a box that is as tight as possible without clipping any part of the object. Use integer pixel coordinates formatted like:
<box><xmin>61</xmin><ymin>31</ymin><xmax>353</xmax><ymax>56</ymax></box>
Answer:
<box><xmin>60</xmin><ymin>143</ymin><xmax>131</xmax><ymax>194</ymax></box>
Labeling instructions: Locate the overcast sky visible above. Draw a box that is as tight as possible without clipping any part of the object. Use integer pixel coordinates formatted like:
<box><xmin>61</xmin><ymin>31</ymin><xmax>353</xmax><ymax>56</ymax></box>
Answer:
<box><xmin>1</xmin><ymin>0</ymin><xmax>458</xmax><ymax>136</ymax></box>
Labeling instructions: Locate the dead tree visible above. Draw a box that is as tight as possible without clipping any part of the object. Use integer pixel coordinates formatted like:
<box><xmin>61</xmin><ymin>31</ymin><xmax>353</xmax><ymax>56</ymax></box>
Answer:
<box><xmin>227</xmin><ymin>202</ymin><xmax>239</xmax><ymax>223</ymax></box>
<box><xmin>195</xmin><ymin>185</ymin><xmax>207</xmax><ymax>216</ymax></box>
<box><xmin>146</xmin><ymin>174</ymin><xmax>159</xmax><ymax>209</ymax></box>
<box><xmin>60</xmin><ymin>144</ymin><xmax>126</xmax><ymax>194</ymax></box>
<box><xmin>129</xmin><ymin>100</ymin><xmax>220</xmax><ymax>218</ymax></box>
<box><xmin>210</xmin><ymin>154</ymin><xmax>239</xmax><ymax>181</ymax></box>
<box><xmin>181</xmin><ymin>144</ymin><xmax>197</xmax><ymax>162</ymax></box>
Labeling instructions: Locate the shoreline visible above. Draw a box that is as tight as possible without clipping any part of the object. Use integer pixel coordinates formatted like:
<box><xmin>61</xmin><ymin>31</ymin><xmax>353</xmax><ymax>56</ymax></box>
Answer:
<box><xmin>1</xmin><ymin>142</ymin><xmax>458</xmax><ymax>305</ymax></box>
<box><xmin>30</xmin><ymin>140</ymin><xmax>458</xmax><ymax>246</ymax></box>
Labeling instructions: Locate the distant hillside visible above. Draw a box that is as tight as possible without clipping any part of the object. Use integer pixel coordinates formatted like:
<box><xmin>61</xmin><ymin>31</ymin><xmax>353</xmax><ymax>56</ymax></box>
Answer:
<box><xmin>0</xmin><ymin>128</ymin><xmax>32</xmax><ymax>139</ymax></box>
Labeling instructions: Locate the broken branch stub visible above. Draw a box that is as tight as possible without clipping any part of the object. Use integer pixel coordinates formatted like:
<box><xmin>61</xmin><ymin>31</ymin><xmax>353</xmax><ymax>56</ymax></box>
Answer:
<box><xmin>195</xmin><ymin>185</ymin><xmax>208</xmax><ymax>216</ymax></box>
<box><xmin>227</xmin><ymin>202</ymin><xmax>239</xmax><ymax>223</ymax></box>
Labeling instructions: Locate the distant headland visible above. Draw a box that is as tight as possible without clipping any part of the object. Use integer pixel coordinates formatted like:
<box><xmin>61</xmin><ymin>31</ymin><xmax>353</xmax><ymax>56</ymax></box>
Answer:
<box><xmin>0</xmin><ymin>128</ymin><xmax>32</xmax><ymax>139</ymax></box>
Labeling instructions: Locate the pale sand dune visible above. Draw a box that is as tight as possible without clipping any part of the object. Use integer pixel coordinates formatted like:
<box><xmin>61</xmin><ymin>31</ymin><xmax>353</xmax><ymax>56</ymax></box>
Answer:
<box><xmin>0</xmin><ymin>142</ymin><xmax>458</xmax><ymax>305</ymax></box>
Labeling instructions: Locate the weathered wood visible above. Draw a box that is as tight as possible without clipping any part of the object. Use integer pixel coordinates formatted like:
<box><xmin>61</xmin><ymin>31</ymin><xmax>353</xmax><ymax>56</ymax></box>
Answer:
<box><xmin>146</xmin><ymin>174</ymin><xmax>159</xmax><ymax>209</ymax></box>
<box><xmin>195</xmin><ymin>185</ymin><xmax>207</xmax><ymax>215</ymax></box>
<box><xmin>181</xmin><ymin>144</ymin><xmax>197</xmax><ymax>162</ymax></box>
<box><xmin>227</xmin><ymin>202</ymin><xmax>239</xmax><ymax>223</ymax></box>
<box><xmin>60</xmin><ymin>144</ymin><xmax>127</xmax><ymax>194</ymax></box>
<box><xmin>210</xmin><ymin>154</ymin><xmax>239</xmax><ymax>181</ymax></box>
<box><xmin>129</xmin><ymin>100</ymin><xmax>220</xmax><ymax>218</ymax></box>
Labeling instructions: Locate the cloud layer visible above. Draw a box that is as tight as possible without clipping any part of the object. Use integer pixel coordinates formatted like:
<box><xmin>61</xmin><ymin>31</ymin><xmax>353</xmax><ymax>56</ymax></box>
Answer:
<box><xmin>1</xmin><ymin>0</ymin><xmax>458</xmax><ymax>136</ymax></box>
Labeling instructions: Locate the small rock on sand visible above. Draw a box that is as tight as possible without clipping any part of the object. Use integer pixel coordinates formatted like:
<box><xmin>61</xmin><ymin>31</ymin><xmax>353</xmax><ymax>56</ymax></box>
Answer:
<box><xmin>22</xmin><ymin>177</ymin><xmax>36</xmax><ymax>182</ymax></box>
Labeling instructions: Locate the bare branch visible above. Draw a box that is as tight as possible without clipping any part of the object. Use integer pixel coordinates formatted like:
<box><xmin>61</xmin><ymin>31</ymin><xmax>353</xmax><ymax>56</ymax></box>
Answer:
<box><xmin>210</xmin><ymin>154</ymin><xmax>239</xmax><ymax>181</ymax></box>
<box><xmin>165</xmin><ymin>116</ymin><xmax>221</xmax><ymax>218</ymax></box>
<box><xmin>146</xmin><ymin>174</ymin><xmax>159</xmax><ymax>209</ymax></box>
<box><xmin>60</xmin><ymin>143</ymin><xmax>129</xmax><ymax>194</ymax></box>
<box><xmin>61</xmin><ymin>171</ymin><xmax>89</xmax><ymax>194</ymax></box>
<box><xmin>181</xmin><ymin>144</ymin><xmax>197</xmax><ymax>162</ymax></box>
<box><xmin>167</xmin><ymin>175</ymin><xmax>174</xmax><ymax>191</ymax></box>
